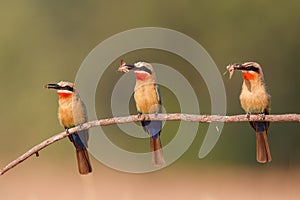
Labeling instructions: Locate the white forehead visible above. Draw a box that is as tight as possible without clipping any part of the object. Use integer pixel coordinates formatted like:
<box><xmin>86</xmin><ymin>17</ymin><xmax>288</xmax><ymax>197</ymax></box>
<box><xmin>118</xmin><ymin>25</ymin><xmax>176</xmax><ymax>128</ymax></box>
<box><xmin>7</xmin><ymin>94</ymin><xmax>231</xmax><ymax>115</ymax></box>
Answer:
<box><xmin>243</xmin><ymin>62</ymin><xmax>260</xmax><ymax>67</ymax></box>
<box><xmin>243</xmin><ymin>62</ymin><xmax>253</xmax><ymax>65</ymax></box>
<box><xmin>134</xmin><ymin>61</ymin><xmax>145</xmax><ymax>68</ymax></box>
<box><xmin>57</xmin><ymin>81</ymin><xmax>72</xmax><ymax>87</ymax></box>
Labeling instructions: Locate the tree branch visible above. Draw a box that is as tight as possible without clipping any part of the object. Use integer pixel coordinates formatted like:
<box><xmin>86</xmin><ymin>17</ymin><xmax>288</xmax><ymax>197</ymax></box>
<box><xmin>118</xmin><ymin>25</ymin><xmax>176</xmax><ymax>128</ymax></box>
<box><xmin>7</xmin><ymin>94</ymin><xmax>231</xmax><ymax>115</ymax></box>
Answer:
<box><xmin>1</xmin><ymin>113</ymin><xmax>299</xmax><ymax>175</ymax></box>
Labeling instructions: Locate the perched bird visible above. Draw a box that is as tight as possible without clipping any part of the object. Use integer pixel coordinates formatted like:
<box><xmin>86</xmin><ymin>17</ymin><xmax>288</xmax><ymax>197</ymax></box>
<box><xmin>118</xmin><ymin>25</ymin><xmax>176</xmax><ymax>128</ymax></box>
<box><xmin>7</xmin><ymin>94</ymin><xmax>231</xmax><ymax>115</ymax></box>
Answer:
<box><xmin>118</xmin><ymin>61</ymin><xmax>165</xmax><ymax>166</ymax></box>
<box><xmin>230</xmin><ymin>62</ymin><xmax>272</xmax><ymax>163</ymax></box>
<box><xmin>45</xmin><ymin>81</ymin><xmax>92</xmax><ymax>174</ymax></box>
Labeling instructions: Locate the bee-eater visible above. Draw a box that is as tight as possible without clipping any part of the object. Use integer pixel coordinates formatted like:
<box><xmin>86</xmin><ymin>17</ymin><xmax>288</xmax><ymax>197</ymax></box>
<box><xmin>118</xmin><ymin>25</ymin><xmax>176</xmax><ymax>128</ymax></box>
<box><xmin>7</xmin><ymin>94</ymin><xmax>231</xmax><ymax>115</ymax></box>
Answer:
<box><xmin>45</xmin><ymin>81</ymin><xmax>92</xmax><ymax>174</ymax></box>
<box><xmin>231</xmin><ymin>62</ymin><xmax>272</xmax><ymax>163</ymax></box>
<box><xmin>118</xmin><ymin>61</ymin><xmax>165</xmax><ymax>166</ymax></box>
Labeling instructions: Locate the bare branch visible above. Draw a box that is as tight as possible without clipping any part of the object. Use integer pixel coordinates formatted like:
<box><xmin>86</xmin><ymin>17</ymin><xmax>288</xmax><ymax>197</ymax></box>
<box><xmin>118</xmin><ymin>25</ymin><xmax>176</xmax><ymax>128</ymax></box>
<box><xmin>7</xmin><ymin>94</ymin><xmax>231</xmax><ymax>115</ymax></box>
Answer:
<box><xmin>0</xmin><ymin>113</ymin><xmax>299</xmax><ymax>175</ymax></box>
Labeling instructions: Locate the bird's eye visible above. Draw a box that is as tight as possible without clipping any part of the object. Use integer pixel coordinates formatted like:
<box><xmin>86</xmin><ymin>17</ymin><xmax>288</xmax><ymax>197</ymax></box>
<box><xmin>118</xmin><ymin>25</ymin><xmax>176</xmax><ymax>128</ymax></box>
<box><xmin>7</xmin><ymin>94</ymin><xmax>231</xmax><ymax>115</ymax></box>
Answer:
<box><xmin>246</xmin><ymin>65</ymin><xmax>259</xmax><ymax>72</ymax></box>
<box><xmin>64</xmin><ymin>86</ymin><xmax>74</xmax><ymax>92</ymax></box>
<box><xmin>140</xmin><ymin>66</ymin><xmax>152</xmax><ymax>74</ymax></box>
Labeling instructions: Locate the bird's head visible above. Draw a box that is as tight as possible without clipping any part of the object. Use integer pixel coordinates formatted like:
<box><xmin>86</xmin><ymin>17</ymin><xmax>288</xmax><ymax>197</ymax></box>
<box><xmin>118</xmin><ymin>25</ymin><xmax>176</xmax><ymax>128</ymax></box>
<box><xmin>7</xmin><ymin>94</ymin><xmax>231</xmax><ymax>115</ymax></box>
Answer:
<box><xmin>233</xmin><ymin>62</ymin><xmax>263</xmax><ymax>81</ymax></box>
<box><xmin>118</xmin><ymin>60</ymin><xmax>154</xmax><ymax>81</ymax></box>
<box><xmin>45</xmin><ymin>81</ymin><xmax>75</xmax><ymax>99</ymax></box>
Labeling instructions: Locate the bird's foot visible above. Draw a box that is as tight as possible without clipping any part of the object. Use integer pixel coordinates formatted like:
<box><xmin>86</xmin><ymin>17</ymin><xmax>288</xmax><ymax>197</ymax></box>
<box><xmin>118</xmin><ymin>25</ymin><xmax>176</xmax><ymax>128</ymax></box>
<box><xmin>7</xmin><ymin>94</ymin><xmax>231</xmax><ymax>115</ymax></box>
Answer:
<box><xmin>246</xmin><ymin>112</ymin><xmax>251</xmax><ymax>120</ymax></box>
<box><xmin>137</xmin><ymin>112</ymin><xmax>142</xmax><ymax>116</ymax></box>
<box><xmin>137</xmin><ymin>112</ymin><xmax>143</xmax><ymax>119</ymax></box>
<box><xmin>259</xmin><ymin>112</ymin><xmax>266</xmax><ymax>120</ymax></box>
<box><xmin>65</xmin><ymin>128</ymin><xmax>70</xmax><ymax>134</ymax></box>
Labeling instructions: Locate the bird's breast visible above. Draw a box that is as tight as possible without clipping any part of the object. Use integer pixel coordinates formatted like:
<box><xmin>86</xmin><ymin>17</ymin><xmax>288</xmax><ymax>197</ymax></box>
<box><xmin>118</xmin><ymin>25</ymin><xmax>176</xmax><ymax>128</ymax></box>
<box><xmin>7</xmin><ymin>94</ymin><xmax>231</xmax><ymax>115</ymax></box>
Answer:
<box><xmin>240</xmin><ymin>81</ymin><xmax>270</xmax><ymax>113</ymax></box>
<box><xmin>59</xmin><ymin>106</ymin><xmax>75</xmax><ymax>128</ymax></box>
<box><xmin>58</xmin><ymin>96</ymin><xmax>87</xmax><ymax>128</ymax></box>
<box><xmin>134</xmin><ymin>83</ymin><xmax>160</xmax><ymax>113</ymax></box>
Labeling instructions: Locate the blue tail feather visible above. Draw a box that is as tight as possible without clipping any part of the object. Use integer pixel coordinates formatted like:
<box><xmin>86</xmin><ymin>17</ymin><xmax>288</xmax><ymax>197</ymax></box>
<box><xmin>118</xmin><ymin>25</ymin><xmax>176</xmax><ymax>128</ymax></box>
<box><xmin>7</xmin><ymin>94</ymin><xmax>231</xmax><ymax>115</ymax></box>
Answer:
<box><xmin>69</xmin><ymin>130</ymin><xmax>88</xmax><ymax>149</ymax></box>
<box><xmin>255</xmin><ymin>122</ymin><xmax>266</xmax><ymax>132</ymax></box>
<box><xmin>141</xmin><ymin>120</ymin><xmax>162</xmax><ymax>138</ymax></box>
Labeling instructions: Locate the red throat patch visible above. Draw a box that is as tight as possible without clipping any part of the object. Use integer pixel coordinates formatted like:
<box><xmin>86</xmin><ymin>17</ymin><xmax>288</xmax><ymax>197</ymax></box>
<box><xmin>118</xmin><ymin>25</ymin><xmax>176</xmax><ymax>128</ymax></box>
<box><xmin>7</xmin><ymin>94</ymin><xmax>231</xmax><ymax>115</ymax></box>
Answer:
<box><xmin>242</xmin><ymin>71</ymin><xmax>257</xmax><ymax>80</ymax></box>
<box><xmin>135</xmin><ymin>72</ymin><xmax>149</xmax><ymax>81</ymax></box>
<box><xmin>58</xmin><ymin>92</ymin><xmax>72</xmax><ymax>99</ymax></box>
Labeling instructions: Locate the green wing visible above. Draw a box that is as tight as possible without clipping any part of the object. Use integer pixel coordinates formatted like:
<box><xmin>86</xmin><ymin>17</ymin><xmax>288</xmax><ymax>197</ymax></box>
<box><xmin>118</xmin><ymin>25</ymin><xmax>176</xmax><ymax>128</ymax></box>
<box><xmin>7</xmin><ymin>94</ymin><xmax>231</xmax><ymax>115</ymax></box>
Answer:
<box><xmin>155</xmin><ymin>84</ymin><xmax>162</xmax><ymax>105</ymax></box>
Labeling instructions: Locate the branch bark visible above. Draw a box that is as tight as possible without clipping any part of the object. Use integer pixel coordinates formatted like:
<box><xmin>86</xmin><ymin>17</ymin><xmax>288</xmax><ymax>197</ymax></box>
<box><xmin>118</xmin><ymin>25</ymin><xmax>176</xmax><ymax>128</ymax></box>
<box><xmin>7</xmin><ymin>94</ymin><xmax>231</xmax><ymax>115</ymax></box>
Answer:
<box><xmin>1</xmin><ymin>113</ymin><xmax>299</xmax><ymax>175</ymax></box>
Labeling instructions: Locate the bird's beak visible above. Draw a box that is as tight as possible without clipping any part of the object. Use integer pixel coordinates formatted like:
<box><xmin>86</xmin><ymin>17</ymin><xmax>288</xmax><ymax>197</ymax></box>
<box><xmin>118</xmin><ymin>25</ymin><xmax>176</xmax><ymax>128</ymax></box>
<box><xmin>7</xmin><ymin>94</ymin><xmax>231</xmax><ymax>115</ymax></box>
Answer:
<box><xmin>230</xmin><ymin>63</ymin><xmax>246</xmax><ymax>70</ymax></box>
<box><xmin>118</xmin><ymin>63</ymin><xmax>136</xmax><ymax>73</ymax></box>
<box><xmin>44</xmin><ymin>83</ymin><xmax>61</xmax><ymax>90</ymax></box>
<box><xmin>124</xmin><ymin>64</ymin><xmax>136</xmax><ymax>70</ymax></box>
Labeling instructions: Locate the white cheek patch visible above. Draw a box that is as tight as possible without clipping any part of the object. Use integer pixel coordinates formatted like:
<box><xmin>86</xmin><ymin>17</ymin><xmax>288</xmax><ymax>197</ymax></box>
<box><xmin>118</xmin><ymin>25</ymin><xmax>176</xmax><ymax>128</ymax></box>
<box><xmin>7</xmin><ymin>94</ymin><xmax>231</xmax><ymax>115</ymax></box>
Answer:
<box><xmin>242</xmin><ymin>70</ymin><xmax>255</xmax><ymax>74</ymax></box>
<box><xmin>135</xmin><ymin>61</ymin><xmax>145</xmax><ymax>68</ymax></box>
<box><xmin>134</xmin><ymin>70</ymin><xmax>149</xmax><ymax>74</ymax></box>
<box><xmin>57</xmin><ymin>90</ymin><xmax>73</xmax><ymax>94</ymax></box>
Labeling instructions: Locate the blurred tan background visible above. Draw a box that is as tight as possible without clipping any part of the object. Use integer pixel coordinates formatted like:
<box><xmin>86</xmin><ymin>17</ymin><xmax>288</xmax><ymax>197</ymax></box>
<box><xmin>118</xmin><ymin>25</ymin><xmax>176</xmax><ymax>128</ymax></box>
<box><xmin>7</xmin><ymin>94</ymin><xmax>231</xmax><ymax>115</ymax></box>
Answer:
<box><xmin>0</xmin><ymin>1</ymin><xmax>299</xmax><ymax>199</ymax></box>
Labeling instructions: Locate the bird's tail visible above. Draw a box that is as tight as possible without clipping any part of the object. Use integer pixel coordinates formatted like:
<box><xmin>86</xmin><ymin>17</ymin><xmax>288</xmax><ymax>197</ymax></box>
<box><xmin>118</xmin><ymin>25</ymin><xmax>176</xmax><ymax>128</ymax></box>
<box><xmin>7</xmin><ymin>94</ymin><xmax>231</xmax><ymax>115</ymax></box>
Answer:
<box><xmin>255</xmin><ymin>122</ymin><xmax>272</xmax><ymax>163</ymax></box>
<box><xmin>68</xmin><ymin>134</ymin><xmax>92</xmax><ymax>174</ymax></box>
<box><xmin>75</xmin><ymin>147</ymin><xmax>92</xmax><ymax>174</ymax></box>
<box><xmin>150</xmin><ymin>136</ymin><xmax>165</xmax><ymax>166</ymax></box>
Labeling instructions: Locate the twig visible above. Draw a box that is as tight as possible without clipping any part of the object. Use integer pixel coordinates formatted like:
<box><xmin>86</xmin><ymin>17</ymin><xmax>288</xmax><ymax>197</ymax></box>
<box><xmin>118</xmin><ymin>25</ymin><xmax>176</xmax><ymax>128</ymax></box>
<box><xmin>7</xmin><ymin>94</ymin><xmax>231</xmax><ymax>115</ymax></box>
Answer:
<box><xmin>0</xmin><ymin>113</ymin><xmax>299</xmax><ymax>175</ymax></box>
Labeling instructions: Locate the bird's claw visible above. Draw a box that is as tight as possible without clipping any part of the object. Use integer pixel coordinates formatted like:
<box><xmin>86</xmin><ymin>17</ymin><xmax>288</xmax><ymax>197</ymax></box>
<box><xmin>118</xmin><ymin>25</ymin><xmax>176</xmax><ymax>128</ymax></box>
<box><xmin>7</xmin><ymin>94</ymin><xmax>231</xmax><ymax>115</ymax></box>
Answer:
<box><xmin>137</xmin><ymin>112</ymin><xmax>143</xmax><ymax>119</ymax></box>
<box><xmin>246</xmin><ymin>112</ymin><xmax>251</xmax><ymax>120</ymax></box>
<box><xmin>259</xmin><ymin>112</ymin><xmax>266</xmax><ymax>120</ymax></box>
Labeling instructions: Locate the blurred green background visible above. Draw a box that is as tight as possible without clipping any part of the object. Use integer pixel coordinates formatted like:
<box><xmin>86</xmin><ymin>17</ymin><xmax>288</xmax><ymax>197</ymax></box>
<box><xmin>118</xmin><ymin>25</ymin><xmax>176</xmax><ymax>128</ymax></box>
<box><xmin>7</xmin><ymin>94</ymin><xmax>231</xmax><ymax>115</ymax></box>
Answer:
<box><xmin>0</xmin><ymin>1</ymin><xmax>299</xmax><ymax>199</ymax></box>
